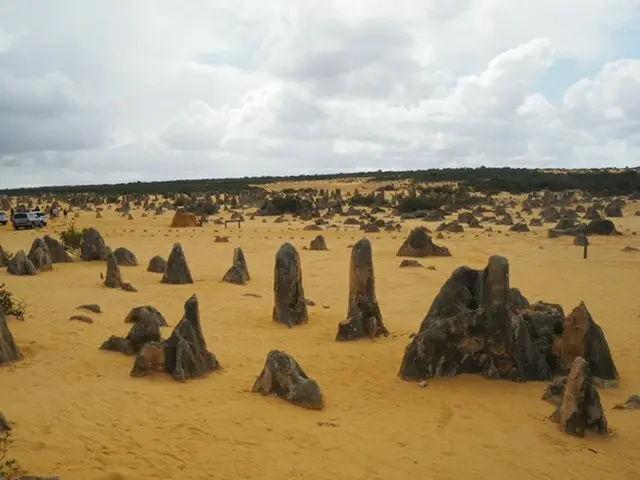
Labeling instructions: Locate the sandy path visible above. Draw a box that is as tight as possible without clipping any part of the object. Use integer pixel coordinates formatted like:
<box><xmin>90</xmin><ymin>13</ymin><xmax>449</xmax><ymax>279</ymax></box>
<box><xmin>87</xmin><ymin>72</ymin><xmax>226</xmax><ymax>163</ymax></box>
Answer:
<box><xmin>1</xmin><ymin>207</ymin><xmax>639</xmax><ymax>479</ymax></box>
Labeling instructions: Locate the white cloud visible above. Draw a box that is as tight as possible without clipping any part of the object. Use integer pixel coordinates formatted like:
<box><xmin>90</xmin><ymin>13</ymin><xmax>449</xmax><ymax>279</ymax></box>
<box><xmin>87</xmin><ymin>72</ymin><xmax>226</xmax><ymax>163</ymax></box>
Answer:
<box><xmin>0</xmin><ymin>0</ymin><xmax>639</xmax><ymax>188</ymax></box>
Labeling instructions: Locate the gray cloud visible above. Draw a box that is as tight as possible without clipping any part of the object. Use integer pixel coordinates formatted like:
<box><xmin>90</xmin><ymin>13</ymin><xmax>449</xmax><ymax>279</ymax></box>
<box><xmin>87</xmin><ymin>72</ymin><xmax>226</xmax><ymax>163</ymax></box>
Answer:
<box><xmin>1</xmin><ymin>0</ymin><xmax>639</xmax><ymax>188</ymax></box>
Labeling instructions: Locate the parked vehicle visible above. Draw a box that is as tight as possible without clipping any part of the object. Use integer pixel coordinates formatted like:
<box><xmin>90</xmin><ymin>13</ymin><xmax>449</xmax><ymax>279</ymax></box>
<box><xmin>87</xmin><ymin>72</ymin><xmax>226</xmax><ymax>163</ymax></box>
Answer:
<box><xmin>0</xmin><ymin>211</ymin><xmax>8</xmax><ymax>225</ymax></box>
<box><xmin>30</xmin><ymin>211</ymin><xmax>48</xmax><ymax>226</ymax></box>
<box><xmin>11</xmin><ymin>212</ymin><xmax>45</xmax><ymax>229</ymax></box>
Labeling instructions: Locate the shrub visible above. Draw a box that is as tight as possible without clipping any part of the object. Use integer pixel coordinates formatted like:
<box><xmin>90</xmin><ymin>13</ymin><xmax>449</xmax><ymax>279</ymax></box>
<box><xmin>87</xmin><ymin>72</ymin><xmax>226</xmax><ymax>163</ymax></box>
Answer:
<box><xmin>59</xmin><ymin>223</ymin><xmax>88</xmax><ymax>254</ymax></box>
<box><xmin>0</xmin><ymin>431</ymin><xmax>24</xmax><ymax>479</ymax></box>
<box><xmin>0</xmin><ymin>283</ymin><xmax>25</xmax><ymax>321</ymax></box>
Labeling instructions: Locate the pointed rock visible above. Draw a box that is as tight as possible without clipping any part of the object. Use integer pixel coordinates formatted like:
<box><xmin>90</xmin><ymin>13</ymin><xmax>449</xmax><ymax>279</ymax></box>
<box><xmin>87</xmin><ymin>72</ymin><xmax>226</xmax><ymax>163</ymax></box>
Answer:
<box><xmin>222</xmin><ymin>247</ymin><xmax>250</xmax><ymax>285</ymax></box>
<box><xmin>309</xmin><ymin>235</ymin><xmax>328</xmax><ymax>251</ymax></box>
<box><xmin>44</xmin><ymin>235</ymin><xmax>73</xmax><ymax>263</ymax></box>
<box><xmin>7</xmin><ymin>250</ymin><xmax>37</xmax><ymax>276</ymax></box>
<box><xmin>0</xmin><ymin>306</ymin><xmax>23</xmax><ymax>365</ymax></box>
<box><xmin>27</xmin><ymin>238</ymin><xmax>53</xmax><ymax>272</ymax></box>
<box><xmin>80</xmin><ymin>227</ymin><xmax>108</xmax><ymax>261</ymax></box>
<box><xmin>104</xmin><ymin>251</ymin><xmax>123</xmax><ymax>288</ymax></box>
<box><xmin>146</xmin><ymin>255</ymin><xmax>166</xmax><ymax>273</ymax></box>
<box><xmin>252</xmin><ymin>350</ymin><xmax>324</xmax><ymax>410</ymax></box>
<box><xmin>161</xmin><ymin>243</ymin><xmax>193</xmax><ymax>284</ymax></box>
<box><xmin>336</xmin><ymin>238</ymin><xmax>388</xmax><ymax>341</ymax></box>
<box><xmin>272</xmin><ymin>243</ymin><xmax>308</xmax><ymax>327</ymax></box>
<box><xmin>396</xmin><ymin>227</ymin><xmax>451</xmax><ymax>257</ymax></box>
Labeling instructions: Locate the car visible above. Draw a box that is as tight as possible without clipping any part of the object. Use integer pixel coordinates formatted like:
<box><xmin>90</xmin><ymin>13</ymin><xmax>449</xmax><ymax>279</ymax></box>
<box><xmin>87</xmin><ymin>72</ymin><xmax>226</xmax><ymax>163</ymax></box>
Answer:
<box><xmin>0</xmin><ymin>211</ymin><xmax>8</xmax><ymax>225</ymax></box>
<box><xmin>11</xmin><ymin>212</ymin><xmax>45</xmax><ymax>230</ymax></box>
<box><xmin>30</xmin><ymin>211</ymin><xmax>48</xmax><ymax>226</ymax></box>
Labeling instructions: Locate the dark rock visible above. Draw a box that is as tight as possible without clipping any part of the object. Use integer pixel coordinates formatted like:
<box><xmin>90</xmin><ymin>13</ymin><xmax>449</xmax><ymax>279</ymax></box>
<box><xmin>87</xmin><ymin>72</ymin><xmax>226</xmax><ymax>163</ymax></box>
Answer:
<box><xmin>573</xmin><ymin>235</ymin><xmax>589</xmax><ymax>247</ymax></box>
<box><xmin>125</xmin><ymin>305</ymin><xmax>168</xmax><ymax>327</ymax></box>
<box><xmin>529</xmin><ymin>218</ymin><xmax>544</xmax><ymax>227</ymax></box>
<box><xmin>121</xmin><ymin>282</ymin><xmax>137</xmax><ymax>292</ymax></box>
<box><xmin>222</xmin><ymin>247</ymin><xmax>250</xmax><ymax>285</ymax></box>
<box><xmin>130</xmin><ymin>342</ymin><xmax>165</xmax><ymax>377</ymax></box>
<box><xmin>0</xmin><ymin>306</ymin><xmax>23</xmax><ymax>365</ymax></box>
<box><xmin>309</xmin><ymin>235</ymin><xmax>328</xmax><ymax>251</ymax></box>
<box><xmin>613</xmin><ymin>395</ymin><xmax>640</xmax><ymax>410</ymax></box>
<box><xmin>546</xmin><ymin>356</ymin><xmax>608</xmax><ymax>437</ymax></box>
<box><xmin>509</xmin><ymin>223</ymin><xmax>530</xmax><ymax>232</ymax></box>
<box><xmin>0</xmin><ymin>412</ymin><xmax>10</xmax><ymax>432</ymax></box>
<box><xmin>43</xmin><ymin>235</ymin><xmax>73</xmax><ymax>263</ymax></box>
<box><xmin>100</xmin><ymin>321</ymin><xmax>162</xmax><ymax>356</ymax></box>
<box><xmin>396</xmin><ymin>227</ymin><xmax>451</xmax><ymax>257</ymax></box>
<box><xmin>604</xmin><ymin>203</ymin><xmax>623</xmax><ymax>217</ymax></box>
<box><xmin>400</xmin><ymin>259</ymin><xmax>423</xmax><ymax>268</ymax></box>
<box><xmin>0</xmin><ymin>246</ymin><xmax>9</xmax><ymax>268</ymax></box>
<box><xmin>273</xmin><ymin>243</ymin><xmax>308</xmax><ymax>327</ymax></box>
<box><xmin>161</xmin><ymin>243</ymin><xmax>194</xmax><ymax>284</ymax></box>
<box><xmin>27</xmin><ymin>238</ymin><xmax>53</xmax><ymax>271</ymax></box>
<box><xmin>252</xmin><ymin>350</ymin><xmax>324</xmax><ymax>410</ymax></box>
<box><xmin>585</xmin><ymin>219</ymin><xmax>617</xmax><ymax>235</ymax></box>
<box><xmin>336</xmin><ymin>238</ymin><xmax>389</xmax><ymax>341</ymax></box>
<box><xmin>80</xmin><ymin>227</ymin><xmax>108</xmax><ymax>261</ymax></box>
<box><xmin>70</xmin><ymin>315</ymin><xmax>93</xmax><ymax>324</ymax></box>
<box><xmin>77</xmin><ymin>304</ymin><xmax>101</xmax><ymax>313</ymax></box>
<box><xmin>146</xmin><ymin>255</ymin><xmax>166</xmax><ymax>273</ymax></box>
<box><xmin>621</xmin><ymin>246</ymin><xmax>639</xmax><ymax>253</ymax></box>
<box><xmin>113</xmin><ymin>247</ymin><xmax>138</xmax><ymax>266</ymax></box>
<box><xmin>560</xmin><ymin>302</ymin><xmax>619</xmax><ymax>386</ymax></box>
<box><xmin>103</xmin><ymin>250</ymin><xmax>123</xmax><ymax>288</ymax></box>
<box><xmin>6</xmin><ymin>250</ymin><xmax>37</xmax><ymax>276</ymax></box>
<box><xmin>436</xmin><ymin>221</ymin><xmax>464</xmax><ymax>233</ymax></box>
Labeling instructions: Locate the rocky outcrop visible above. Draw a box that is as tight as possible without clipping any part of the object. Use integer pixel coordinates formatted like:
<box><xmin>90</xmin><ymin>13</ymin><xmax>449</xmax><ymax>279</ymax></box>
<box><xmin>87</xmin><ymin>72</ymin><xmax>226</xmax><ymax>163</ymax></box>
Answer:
<box><xmin>222</xmin><ymin>247</ymin><xmax>250</xmax><ymax>285</ymax></box>
<box><xmin>43</xmin><ymin>235</ymin><xmax>74</xmax><ymax>263</ymax></box>
<box><xmin>27</xmin><ymin>238</ymin><xmax>53</xmax><ymax>271</ymax></box>
<box><xmin>272</xmin><ymin>243</ymin><xmax>308</xmax><ymax>327</ymax></box>
<box><xmin>113</xmin><ymin>247</ymin><xmax>138</xmax><ymax>266</ymax></box>
<box><xmin>100</xmin><ymin>321</ymin><xmax>162</xmax><ymax>356</ymax></box>
<box><xmin>543</xmin><ymin>356</ymin><xmax>608</xmax><ymax>437</ymax></box>
<box><xmin>0</xmin><ymin>306</ymin><xmax>23</xmax><ymax>365</ymax></box>
<box><xmin>124</xmin><ymin>305</ymin><xmax>168</xmax><ymax>327</ymax></box>
<box><xmin>104</xmin><ymin>250</ymin><xmax>123</xmax><ymax>288</ymax></box>
<box><xmin>146</xmin><ymin>255</ymin><xmax>166</xmax><ymax>273</ymax></box>
<box><xmin>252</xmin><ymin>350</ymin><xmax>324</xmax><ymax>410</ymax></box>
<box><xmin>336</xmin><ymin>238</ymin><xmax>389</xmax><ymax>341</ymax></box>
<box><xmin>81</xmin><ymin>227</ymin><xmax>108</xmax><ymax>261</ymax></box>
<box><xmin>396</xmin><ymin>227</ymin><xmax>451</xmax><ymax>257</ymax></box>
<box><xmin>7</xmin><ymin>250</ymin><xmax>37</xmax><ymax>276</ymax></box>
<box><xmin>309</xmin><ymin>235</ymin><xmax>328</xmax><ymax>251</ymax></box>
<box><xmin>585</xmin><ymin>219</ymin><xmax>617</xmax><ymax>235</ymax></box>
<box><xmin>161</xmin><ymin>243</ymin><xmax>193</xmax><ymax>284</ymax></box>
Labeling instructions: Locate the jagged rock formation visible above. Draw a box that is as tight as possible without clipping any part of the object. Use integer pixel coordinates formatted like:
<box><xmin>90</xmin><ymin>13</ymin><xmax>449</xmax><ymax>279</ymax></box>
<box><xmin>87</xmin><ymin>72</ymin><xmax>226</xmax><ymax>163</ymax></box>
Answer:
<box><xmin>161</xmin><ymin>243</ymin><xmax>193</xmax><ymax>284</ymax></box>
<box><xmin>222</xmin><ymin>247</ymin><xmax>250</xmax><ymax>285</ymax></box>
<box><xmin>337</xmin><ymin>238</ymin><xmax>389</xmax><ymax>341</ymax></box>
<box><xmin>7</xmin><ymin>250</ymin><xmax>37</xmax><ymax>276</ymax></box>
<box><xmin>543</xmin><ymin>356</ymin><xmax>608</xmax><ymax>437</ymax></box>
<box><xmin>125</xmin><ymin>305</ymin><xmax>168</xmax><ymax>327</ymax></box>
<box><xmin>113</xmin><ymin>247</ymin><xmax>138</xmax><ymax>266</ymax></box>
<box><xmin>273</xmin><ymin>243</ymin><xmax>308</xmax><ymax>327</ymax></box>
<box><xmin>252</xmin><ymin>350</ymin><xmax>324</xmax><ymax>410</ymax></box>
<box><xmin>27</xmin><ymin>238</ymin><xmax>53</xmax><ymax>271</ymax></box>
<box><xmin>170</xmin><ymin>210</ymin><xmax>199</xmax><ymax>228</ymax></box>
<box><xmin>396</xmin><ymin>227</ymin><xmax>451</xmax><ymax>257</ymax></box>
<box><xmin>147</xmin><ymin>255</ymin><xmax>166</xmax><ymax>273</ymax></box>
<box><xmin>560</xmin><ymin>302</ymin><xmax>619</xmax><ymax>386</ymax></box>
<box><xmin>100</xmin><ymin>321</ymin><xmax>162</xmax><ymax>356</ymax></box>
<box><xmin>43</xmin><ymin>235</ymin><xmax>73</xmax><ymax>263</ymax></box>
<box><xmin>130</xmin><ymin>342</ymin><xmax>166</xmax><ymax>377</ymax></box>
<box><xmin>398</xmin><ymin>256</ymin><xmax>569</xmax><ymax>382</ymax></box>
<box><xmin>104</xmin><ymin>250</ymin><xmax>123</xmax><ymax>288</ymax></box>
<box><xmin>309</xmin><ymin>235</ymin><xmax>328</xmax><ymax>251</ymax></box>
<box><xmin>81</xmin><ymin>227</ymin><xmax>109</xmax><ymax>261</ymax></box>
<box><xmin>0</xmin><ymin>306</ymin><xmax>23</xmax><ymax>365</ymax></box>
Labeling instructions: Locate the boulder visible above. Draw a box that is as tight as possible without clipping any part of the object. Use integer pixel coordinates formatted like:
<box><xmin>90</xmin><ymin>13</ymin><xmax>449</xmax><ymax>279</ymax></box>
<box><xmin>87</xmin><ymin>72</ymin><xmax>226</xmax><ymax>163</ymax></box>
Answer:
<box><xmin>272</xmin><ymin>243</ymin><xmax>308</xmax><ymax>327</ymax></box>
<box><xmin>27</xmin><ymin>238</ymin><xmax>53</xmax><ymax>271</ymax></box>
<box><xmin>309</xmin><ymin>235</ymin><xmax>328</xmax><ymax>251</ymax></box>
<box><xmin>222</xmin><ymin>247</ymin><xmax>250</xmax><ymax>285</ymax></box>
<box><xmin>336</xmin><ymin>238</ymin><xmax>389</xmax><ymax>341</ymax></box>
<box><xmin>170</xmin><ymin>210</ymin><xmax>199</xmax><ymax>228</ymax></box>
<box><xmin>81</xmin><ymin>227</ymin><xmax>108</xmax><ymax>261</ymax></box>
<box><xmin>113</xmin><ymin>247</ymin><xmax>138</xmax><ymax>266</ymax></box>
<box><xmin>252</xmin><ymin>350</ymin><xmax>324</xmax><ymax>410</ymax></box>
<box><xmin>396</xmin><ymin>227</ymin><xmax>451</xmax><ymax>257</ymax></box>
<box><xmin>400</xmin><ymin>259</ymin><xmax>423</xmax><ymax>268</ymax></box>
<box><xmin>0</xmin><ymin>306</ymin><xmax>23</xmax><ymax>365</ymax></box>
<box><xmin>7</xmin><ymin>250</ymin><xmax>37</xmax><ymax>276</ymax></box>
<box><xmin>146</xmin><ymin>255</ymin><xmax>166</xmax><ymax>273</ymax></box>
<box><xmin>585</xmin><ymin>219</ymin><xmax>617</xmax><ymax>235</ymax></box>
<box><xmin>43</xmin><ymin>235</ymin><xmax>73</xmax><ymax>263</ymax></box>
<box><xmin>124</xmin><ymin>305</ymin><xmax>168</xmax><ymax>327</ymax></box>
<box><xmin>104</xmin><ymin>250</ymin><xmax>123</xmax><ymax>288</ymax></box>
<box><xmin>100</xmin><ymin>321</ymin><xmax>162</xmax><ymax>356</ymax></box>
<box><xmin>161</xmin><ymin>243</ymin><xmax>194</xmax><ymax>284</ymax></box>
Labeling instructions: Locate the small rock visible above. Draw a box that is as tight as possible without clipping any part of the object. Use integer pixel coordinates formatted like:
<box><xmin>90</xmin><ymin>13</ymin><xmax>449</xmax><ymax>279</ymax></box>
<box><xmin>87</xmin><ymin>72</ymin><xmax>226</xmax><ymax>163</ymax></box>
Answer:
<box><xmin>613</xmin><ymin>395</ymin><xmax>640</xmax><ymax>410</ymax></box>
<box><xmin>77</xmin><ymin>304</ymin><xmax>101</xmax><ymax>314</ymax></box>
<box><xmin>0</xmin><ymin>412</ymin><xmax>10</xmax><ymax>431</ymax></box>
<box><xmin>418</xmin><ymin>380</ymin><xmax>428</xmax><ymax>388</ymax></box>
<box><xmin>121</xmin><ymin>282</ymin><xmax>138</xmax><ymax>292</ymax></box>
<box><xmin>305</xmin><ymin>298</ymin><xmax>316</xmax><ymax>306</ymax></box>
<box><xmin>70</xmin><ymin>315</ymin><xmax>93</xmax><ymax>324</ymax></box>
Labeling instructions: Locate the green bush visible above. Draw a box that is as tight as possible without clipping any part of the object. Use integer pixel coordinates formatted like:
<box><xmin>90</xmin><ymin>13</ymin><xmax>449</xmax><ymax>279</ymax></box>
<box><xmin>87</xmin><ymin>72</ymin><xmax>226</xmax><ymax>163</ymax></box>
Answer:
<box><xmin>0</xmin><ymin>283</ymin><xmax>25</xmax><ymax>321</ymax></box>
<box><xmin>59</xmin><ymin>223</ymin><xmax>88</xmax><ymax>254</ymax></box>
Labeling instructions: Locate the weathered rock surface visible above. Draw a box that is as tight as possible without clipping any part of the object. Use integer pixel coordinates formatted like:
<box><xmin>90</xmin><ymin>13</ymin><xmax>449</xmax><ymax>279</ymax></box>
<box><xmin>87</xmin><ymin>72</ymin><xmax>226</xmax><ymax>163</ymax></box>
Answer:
<box><xmin>309</xmin><ymin>235</ymin><xmax>328</xmax><ymax>251</ymax></box>
<box><xmin>113</xmin><ymin>247</ymin><xmax>138</xmax><ymax>266</ymax></box>
<box><xmin>273</xmin><ymin>243</ymin><xmax>308</xmax><ymax>327</ymax></box>
<box><xmin>100</xmin><ymin>321</ymin><xmax>162</xmax><ymax>356</ymax></box>
<box><xmin>613</xmin><ymin>395</ymin><xmax>640</xmax><ymax>410</ymax></box>
<box><xmin>0</xmin><ymin>306</ymin><xmax>23</xmax><ymax>365</ymax></box>
<box><xmin>43</xmin><ymin>235</ymin><xmax>73</xmax><ymax>263</ymax></box>
<box><xmin>103</xmin><ymin>250</ymin><xmax>123</xmax><ymax>288</ymax></box>
<box><xmin>70</xmin><ymin>315</ymin><xmax>93</xmax><ymax>324</ymax></box>
<box><xmin>336</xmin><ymin>238</ymin><xmax>389</xmax><ymax>341</ymax></box>
<box><xmin>130</xmin><ymin>342</ymin><xmax>166</xmax><ymax>377</ymax></box>
<box><xmin>398</xmin><ymin>256</ymin><xmax>566</xmax><ymax>382</ymax></box>
<box><xmin>544</xmin><ymin>356</ymin><xmax>608</xmax><ymax>437</ymax></box>
<box><xmin>7</xmin><ymin>250</ymin><xmax>37</xmax><ymax>276</ymax></box>
<box><xmin>146</xmin><ymin>255</ymin><xmax>166</xmax><ymax>273</ymax></box>
<box><xmin>0</xmin><ymin>412</ymin><xmax>10</xmax><ymax>432</ymax></box>
<box><xmin>125</xmin><ymin>305</ymin><xmax>168</xmax><ymax>327</ymax></box>
<box><xmin>161</xmin><ymin>243</ymin><xmax>193</xmax><ymax>284</ymax></box>
<box><xmin>80</xmin><ymin>227</ymin><xmax>108</xmax><ymax>261</ymax></box>
<box><xmin>222</xmin><ymin>247</ymin><xmax>250</xmax><ymax>285</ymax></box>
<box><xmin>27</xmin><ymin>238</ymin><xmax>53</xmax><ymax>272</ymax></box>
<box><xmin>252</xmin><ymin>350</ymin><xmax>324</xmax><ymax>410</ymax></box>
<box><xmin>396</xmin><ymin>227</ymin><xmax>451</xmax><ymax>257</ymax></box>
<box><xmin>400</xmin><ymin>259</ymin><xmax>423</xmax><ymax>268</ymax></box>
<box><xmin>77</xmin><ymin>304</ymin><xmax>101</xmax><ymax>314</ymax></box>
<box><xmin>0</xmin><ymin>246</ymin><xmax>9</xmax><ymax>268</ymax></box>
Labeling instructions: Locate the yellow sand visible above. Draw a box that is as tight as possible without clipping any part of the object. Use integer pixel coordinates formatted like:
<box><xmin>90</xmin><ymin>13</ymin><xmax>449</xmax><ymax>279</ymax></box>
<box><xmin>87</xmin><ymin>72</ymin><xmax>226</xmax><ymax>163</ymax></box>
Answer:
<box><xmin>1</xmin><ymin>199</ymin><xmax>640</xmax><ymax>480</ymax></box>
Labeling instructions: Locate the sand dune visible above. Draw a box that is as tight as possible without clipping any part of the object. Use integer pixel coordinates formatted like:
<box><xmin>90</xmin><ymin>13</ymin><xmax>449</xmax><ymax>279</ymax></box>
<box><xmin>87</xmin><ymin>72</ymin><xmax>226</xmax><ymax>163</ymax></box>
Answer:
<box><xmin>1</xmin><ymin>200</ymin><xmax>640</xmax><ymax>479</ymax></box>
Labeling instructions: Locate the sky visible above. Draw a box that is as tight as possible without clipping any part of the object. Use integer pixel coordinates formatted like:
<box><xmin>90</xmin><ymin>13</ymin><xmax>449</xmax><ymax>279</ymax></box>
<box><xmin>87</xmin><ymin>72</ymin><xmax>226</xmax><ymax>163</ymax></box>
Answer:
<box><xmin>1</xmin><ymin>0</ymin><xmax>639</xmax><ymax>189</ymax></box>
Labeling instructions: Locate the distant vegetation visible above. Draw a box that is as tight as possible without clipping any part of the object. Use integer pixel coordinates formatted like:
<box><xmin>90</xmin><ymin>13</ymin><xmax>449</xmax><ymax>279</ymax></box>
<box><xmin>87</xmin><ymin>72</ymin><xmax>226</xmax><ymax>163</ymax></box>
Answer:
<box><xmin>59</xmin><ymin>224</ymin><xmax>89</xmax><ymax>255</ymax></box>
<box><xmin>0</xmin><ymin>167</ymin><xmax>638</xmax><ymax>197</ymax></box>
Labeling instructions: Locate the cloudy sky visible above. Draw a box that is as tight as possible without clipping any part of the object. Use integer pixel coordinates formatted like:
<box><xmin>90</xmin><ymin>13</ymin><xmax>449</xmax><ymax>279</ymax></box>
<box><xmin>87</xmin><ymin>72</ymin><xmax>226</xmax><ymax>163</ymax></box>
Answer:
<box><xmin>1</xmin><ymin>0</ymin><xmax>639</xmax><ymax>188</ymax></box>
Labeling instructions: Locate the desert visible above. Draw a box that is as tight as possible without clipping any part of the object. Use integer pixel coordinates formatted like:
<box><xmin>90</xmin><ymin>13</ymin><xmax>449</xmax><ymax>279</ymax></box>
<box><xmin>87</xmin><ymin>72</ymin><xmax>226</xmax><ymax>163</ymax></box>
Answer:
<box><xmin>1</xmin><ymin>173</ymin><xmax>640</xmax><ymax>480</ymax></box>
